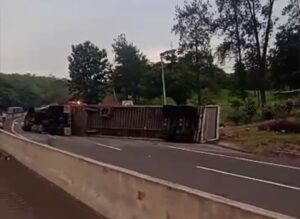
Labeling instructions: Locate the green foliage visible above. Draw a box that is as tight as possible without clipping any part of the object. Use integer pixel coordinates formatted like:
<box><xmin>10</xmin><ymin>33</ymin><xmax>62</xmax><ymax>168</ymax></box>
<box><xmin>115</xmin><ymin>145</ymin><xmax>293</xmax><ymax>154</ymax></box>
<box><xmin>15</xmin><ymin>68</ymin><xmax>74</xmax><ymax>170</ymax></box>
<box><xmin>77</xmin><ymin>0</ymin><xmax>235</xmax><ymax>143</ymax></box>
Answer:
<box><xmin>262</xmin><ymin>106</ymin><xmax>275</xmax><ymax>120</ymax></box>
<box><xmin>172</xmin><ymin>0</ymin><xmax>214</xmax><ymax>105</ymax></box>
<box><xmin>0</xmin><ymin>73</ymin><xmax>69</xmax><ymax>109</ymax></box>
<box><xmin>145</xmin><ymin>97</ymin><xmax>176</xmax><ymax>106</ymax></box>
<box><xmin>215</xmin><ymin>0</ymin><xmax>247</xmax><ymax>96</ymax></box>
<box><xmin>140</xmin><ymin>64</ymin><xmax>162</xmax><ymax>100</ymax></box>
<box><xmin>282</xmin><ymin>0</ymin><xmax>300</xmax><ymax>28</ymax></box>
<box><xmin>243</xmin><ymin>98</ymin><xmax>257</xmax><ymax>123</ymax></box>
<box><xmin>227</xmin><ymin>97</ymin><xmax>244</xmax><ymax>124</ymax></box>
<box><xmin>172</xmin><ymin>0</ymin><xmax>213</xmax><ymax>52</ymax></box>
<box><xmin>200</xmin><ymin>89</ymin><xmax>218</xmax><ymax>105</ymax></box>
<box><xmin>227</xmin><ymin>110</ymin><xmax>245</xmax><ymax>125</ymax></box>
<box><xmin>215</xmin><ymin>0</ymin><xmax>278</xmax><ymax>105</ymax></box>
<box><xmin>285</xmin><ymin>101</ymin><xmax>294</xmax><ymax>114</ymax></box>
<box><xmin>229</xmin><ymin>98</ymin><xmax>243</xmax><ymax>110</ymax></box>
<box><xmin>270</xmin><ymin>25</ymin><xmax>300</xmax><ymax>89</ymax></box>
<box><xmin>140</xmin><ymin>52</ymin><xmax>227</xmax><ymax>105</ymax></box>
<box><xmin>140</xmin><ymin>65</ymin><xmax>194</xmax><ymax>105</ymax></box>
<box><xmin>112</xmin><ymin>34</ymin><xmax>148</xmax><ymax>102</ymax></box>
<box><xmin>68</xmin><ymin>41</ymin><xmax>111</xmax><ymax>104</ymax></box>
<box><xmin>165</xmin><ymin>68</ymin><xmax>195</xmax><ymax>105</ymax></box>
<box><xmin>261</xmin><ymin>100</ymin><xmax>295</xmax><ymax>121</ymax></box>
<box><xmin>273</xmin><ymin>101</ymin><xmax>294</xmax><ymax>117</ymax></box>
<box><xmin>227</xmin><ymin>97</ymin><xmax>257</xmax><ymax>124</ymax></box>
<box><xmin>3</xmin><ymin>0</ymin><xmax>296</xmax><ymax>113</ymax></box>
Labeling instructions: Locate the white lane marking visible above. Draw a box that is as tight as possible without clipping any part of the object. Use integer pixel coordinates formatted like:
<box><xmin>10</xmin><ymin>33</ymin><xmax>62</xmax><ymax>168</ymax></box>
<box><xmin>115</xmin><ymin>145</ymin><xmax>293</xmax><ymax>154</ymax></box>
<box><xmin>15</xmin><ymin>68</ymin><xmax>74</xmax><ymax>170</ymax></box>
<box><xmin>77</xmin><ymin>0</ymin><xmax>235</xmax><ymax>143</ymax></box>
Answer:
<box><xmin>95</xmin><ymin>142</ymin><xmax>122</xmax><ymax>151</ymax></box>
<box><xmin>196</xmin><ymin>165</ymin><xmax>300</xmax><ymax>191</ymax></box>
<box><xmin>70</xmin><ymin>137</ymin><xmax>123</xmax><ymax>152</ymax></box>
<box><xmin>167</xmin><ymin>145</ymin><xmax>300</xmax><ymax>171</ymax></box>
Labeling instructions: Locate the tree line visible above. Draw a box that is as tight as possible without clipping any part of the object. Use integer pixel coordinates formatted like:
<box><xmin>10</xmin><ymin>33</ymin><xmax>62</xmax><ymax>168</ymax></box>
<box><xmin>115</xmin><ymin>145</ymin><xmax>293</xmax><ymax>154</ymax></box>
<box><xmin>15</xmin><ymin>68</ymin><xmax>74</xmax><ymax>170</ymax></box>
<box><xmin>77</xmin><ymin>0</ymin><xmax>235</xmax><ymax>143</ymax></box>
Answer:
<box><xmin>68</xmin><ymin>35</ymin><xmax>232</xmax><ymax>105</ymax></box>
<box><xmin>69</xmin><ymin>0</ymin><xmax>299</xmax><ymax>106</ymax></box>
<box><xmin>0</xmin><ymin>0</ymin><xmax>298</xmax><ymax>109</ymax></box>
<box><xmin>0</xmin><ymin>73</ymin><xmax>69</xmax><ymax>110</ymax></box>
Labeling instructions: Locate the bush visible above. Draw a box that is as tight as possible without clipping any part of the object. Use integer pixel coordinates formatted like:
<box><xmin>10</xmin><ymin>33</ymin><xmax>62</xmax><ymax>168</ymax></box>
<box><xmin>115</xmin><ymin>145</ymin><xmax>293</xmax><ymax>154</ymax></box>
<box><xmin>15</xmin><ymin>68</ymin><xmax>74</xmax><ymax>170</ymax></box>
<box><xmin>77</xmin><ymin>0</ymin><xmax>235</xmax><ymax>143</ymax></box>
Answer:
<box><xmin>229</xmin><ymin>98</ymin><xmax>243</xmax><ymax>110</ymax></box>
<box><xmin>274</xmin><ymin>104</ymin><xmax>286</xmax><ymax>117</ymax></box>
<box><xmin>227</xmin><ymin>110</ymin><xmax>245</xmax><ymax>125</ymax></box>
<box><xmin>261</xmin><ymin>101</ymin><xmax>294</xmax><ymax>121</ymax></box>
<box><xmin>272</xmin><ymin>101</ymin><xmax>294</xmax><ymax>118</ymax></box>
<box><xmin>145</xmin><ymin>97</ymin><xmax>176</xmax><ymax>105</ymax></box>
<box><xmin>227</xmin><ymin>98</ymin><xmax>258</xmax><ymax>125</ymax></box>
<box><xmin>262</xmin><ymin>106</ymin><xmax>275</xmax><ymax>120</ymax></box>
<box><xmin>285</xmin><ymin>101</ymin><xmax>293</xmax><ymax>114</ymax></box>
<box><xmin>243</xmin><ymin>98</ymin><xmax>257</xmax><ymax>123</ymax></box>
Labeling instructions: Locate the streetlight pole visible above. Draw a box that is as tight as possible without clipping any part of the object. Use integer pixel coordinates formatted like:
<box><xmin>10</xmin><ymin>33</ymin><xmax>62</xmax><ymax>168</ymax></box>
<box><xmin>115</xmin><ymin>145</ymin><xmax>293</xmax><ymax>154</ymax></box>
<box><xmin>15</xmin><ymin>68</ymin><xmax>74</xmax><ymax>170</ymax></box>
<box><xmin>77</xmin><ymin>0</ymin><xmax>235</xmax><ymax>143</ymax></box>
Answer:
<box><xmin>160</xmin><ymin>49</ymin><xmax>176</xmax><ymax>106</ymax></box>
<box><xmin>160</xmin><ymin>55</ymin><xmax>167</xmax><ymax>105</ymax></box>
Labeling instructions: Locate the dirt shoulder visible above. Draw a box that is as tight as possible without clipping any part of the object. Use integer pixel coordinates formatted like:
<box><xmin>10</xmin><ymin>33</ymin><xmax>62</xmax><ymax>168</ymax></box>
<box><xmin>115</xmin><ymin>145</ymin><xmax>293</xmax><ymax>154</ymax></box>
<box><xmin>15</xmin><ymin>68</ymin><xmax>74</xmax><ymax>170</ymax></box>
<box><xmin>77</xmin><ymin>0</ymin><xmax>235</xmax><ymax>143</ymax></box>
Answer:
<box><xmin>219</xmin><ymin>124</ymin><xmax>300</xmax><ymax>158</ymax></box>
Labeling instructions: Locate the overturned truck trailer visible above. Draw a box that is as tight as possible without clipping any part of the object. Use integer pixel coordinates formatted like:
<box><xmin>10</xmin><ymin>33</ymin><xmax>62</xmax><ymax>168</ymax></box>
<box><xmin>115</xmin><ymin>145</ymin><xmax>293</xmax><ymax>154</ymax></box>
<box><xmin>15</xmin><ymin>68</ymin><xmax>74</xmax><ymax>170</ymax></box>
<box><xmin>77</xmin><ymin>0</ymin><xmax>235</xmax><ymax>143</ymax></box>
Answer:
<box><xmin>71</xmin><ymin>105</ymin><xmax>220</xmax><ymax>143</ymax></box>
<box><xmin>23</xmin><ymin>105</ymin><xmax>72</xmax><ymax>136</ymax></box>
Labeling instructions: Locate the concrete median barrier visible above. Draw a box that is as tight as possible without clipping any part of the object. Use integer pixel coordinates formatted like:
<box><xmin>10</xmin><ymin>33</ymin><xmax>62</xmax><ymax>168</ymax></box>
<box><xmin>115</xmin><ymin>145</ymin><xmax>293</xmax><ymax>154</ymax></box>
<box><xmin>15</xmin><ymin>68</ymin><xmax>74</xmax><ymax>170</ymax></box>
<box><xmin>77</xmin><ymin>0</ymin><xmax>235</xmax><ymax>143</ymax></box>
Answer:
<box><xmin>0</xmin><ymin>130</ymin><xmax>293</xmax><ymax>219</ymax></box>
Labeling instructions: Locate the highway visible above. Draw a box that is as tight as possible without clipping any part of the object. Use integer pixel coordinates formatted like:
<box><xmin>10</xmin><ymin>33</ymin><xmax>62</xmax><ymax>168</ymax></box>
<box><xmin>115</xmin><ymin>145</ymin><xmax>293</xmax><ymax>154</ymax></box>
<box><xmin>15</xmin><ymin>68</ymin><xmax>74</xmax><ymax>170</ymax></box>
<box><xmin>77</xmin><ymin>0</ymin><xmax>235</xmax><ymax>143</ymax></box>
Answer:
<box><xmin>9</xmin><ymin>118</ymin><xmax>300</xmax><ymax>218</ymax></box>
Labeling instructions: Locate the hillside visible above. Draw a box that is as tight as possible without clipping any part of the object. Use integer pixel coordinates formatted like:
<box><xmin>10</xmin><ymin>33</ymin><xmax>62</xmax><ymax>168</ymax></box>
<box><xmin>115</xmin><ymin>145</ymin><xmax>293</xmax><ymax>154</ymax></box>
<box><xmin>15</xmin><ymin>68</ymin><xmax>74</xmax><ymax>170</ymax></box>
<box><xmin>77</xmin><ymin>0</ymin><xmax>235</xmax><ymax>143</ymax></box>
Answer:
<box><xmin>0</xmin><ymin>73</ymin><xmax>69</xmax><ymax>109</ymax></box>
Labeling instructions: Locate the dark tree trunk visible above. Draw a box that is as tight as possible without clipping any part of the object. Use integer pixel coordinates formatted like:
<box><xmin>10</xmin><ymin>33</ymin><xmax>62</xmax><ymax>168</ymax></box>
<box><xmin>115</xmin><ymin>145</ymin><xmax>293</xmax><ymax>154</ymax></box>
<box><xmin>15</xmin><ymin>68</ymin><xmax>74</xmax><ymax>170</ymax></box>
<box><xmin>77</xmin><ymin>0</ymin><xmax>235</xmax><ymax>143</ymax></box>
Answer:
<box><xmin>245</xmin><ymin>0</ymin><xmax>275</xmax><ymax>106</ymax></box>
<box><xmin>260</xmin><ymin>0</ymin><xmax>275</xmax><ymax>106</ymax></box>
<box><xmin>197</xmin><ymin>71</ymin><xmax>202</xmax><ymax>106</ymax></box>
<box><xmin>257</xmin><ymin>90</ymin><xmax>261</xmax><ymax>107</ymax></box>
<box><xmin>260</xmin><ymin>89</ymin><xmax>266</xmax><ymax>106</ymax></box>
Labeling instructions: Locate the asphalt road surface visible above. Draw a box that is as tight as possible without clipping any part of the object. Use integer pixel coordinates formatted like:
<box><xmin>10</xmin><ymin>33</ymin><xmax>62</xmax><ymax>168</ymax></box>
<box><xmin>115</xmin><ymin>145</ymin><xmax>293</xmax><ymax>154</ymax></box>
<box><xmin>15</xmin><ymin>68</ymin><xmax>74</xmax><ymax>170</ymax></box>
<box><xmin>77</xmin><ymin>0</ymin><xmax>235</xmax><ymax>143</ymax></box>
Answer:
<box><xmin>8</xmin><ymin>119</ymin><xmax>300</xmax><ymax>218</ymax></box>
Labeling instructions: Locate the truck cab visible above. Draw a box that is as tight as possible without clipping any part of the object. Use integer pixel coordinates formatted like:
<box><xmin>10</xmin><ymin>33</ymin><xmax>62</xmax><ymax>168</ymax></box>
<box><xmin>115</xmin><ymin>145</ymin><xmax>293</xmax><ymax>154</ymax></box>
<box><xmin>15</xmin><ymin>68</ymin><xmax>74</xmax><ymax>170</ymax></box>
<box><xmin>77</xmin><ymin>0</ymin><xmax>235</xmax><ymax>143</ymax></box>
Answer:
<box><xmin>23</xmin><ymin>105</ymin><xmax>71</xmax><ymax>135</ymax></box>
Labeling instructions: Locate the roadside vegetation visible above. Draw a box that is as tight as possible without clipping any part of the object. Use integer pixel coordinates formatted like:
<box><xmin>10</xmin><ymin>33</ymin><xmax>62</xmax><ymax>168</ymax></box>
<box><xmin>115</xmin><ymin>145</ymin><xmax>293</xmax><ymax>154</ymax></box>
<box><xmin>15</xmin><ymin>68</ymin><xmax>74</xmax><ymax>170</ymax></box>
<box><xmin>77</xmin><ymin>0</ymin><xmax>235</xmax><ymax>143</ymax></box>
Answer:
<box><xmin>0</xmin><ymin>73</ymin><xmax>69</xmax><ymax>111</ymax></box>
<box><xmin>0</xmin><ymin>0</ymin><xmax>299</xmax><ymax>157</ymax></box>
<box><xmin>221</xmin><ymin>127</ymin><xmax>300</xmax><ymax>157</ymax></box>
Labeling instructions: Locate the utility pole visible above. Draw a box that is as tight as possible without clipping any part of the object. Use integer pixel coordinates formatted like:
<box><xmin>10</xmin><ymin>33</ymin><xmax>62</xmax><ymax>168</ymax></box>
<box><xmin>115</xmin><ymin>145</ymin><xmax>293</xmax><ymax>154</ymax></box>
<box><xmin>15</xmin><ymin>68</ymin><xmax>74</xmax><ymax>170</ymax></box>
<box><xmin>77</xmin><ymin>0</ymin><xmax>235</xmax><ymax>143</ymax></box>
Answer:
<box><xmin>160</xmin><ymin>49</ymin><xmax>176</xmax><ymax>106</ymax></box>
<box><xmin>160</xmin><ymin>55</ymin><xmax>167</xmax><ymax>105</ymax></box>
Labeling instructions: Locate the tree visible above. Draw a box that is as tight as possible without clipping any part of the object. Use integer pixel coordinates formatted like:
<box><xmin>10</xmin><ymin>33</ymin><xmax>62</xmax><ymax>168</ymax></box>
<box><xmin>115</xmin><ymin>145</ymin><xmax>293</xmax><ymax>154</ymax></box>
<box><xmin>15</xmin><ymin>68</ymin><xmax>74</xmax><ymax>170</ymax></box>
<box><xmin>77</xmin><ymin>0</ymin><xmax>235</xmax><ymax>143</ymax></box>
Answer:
<box><xmin>270</xmin><ymin>26</ymin><xmax>300</xmax><ymax>89</ymax></box>
<box><xmin>282</xmin><ymin>0</ymin><xmax>300</xmax><ymax>28</ymax></box>
<box><xmin>243</xmin><ymin>0</ymin><xmax>277</xmax><ymax>105</ymax></box>
<box><xmin>68</xmin><ymin>41</ymin><xmax>111</xmax><ymax>104</ymax></box>
<box><xmin>270</xmin><ymin>0</ymin><xmax>300</xmax><ymax>89</ymax></box>
<box><xmin>112</xmin><ymin>34</ymin><xmax>148</xmax><ymax>102</ymax></box>
<box><xmin>215</xmin><ymin>0</ymin><xmax>278</xmax><ymax>105</ymax></box>
<box><xmin>215</xmin><ymin>0</ymin><xmax>247</xmax><ymax>98</ymax></box>
<box><xmin>172</xmin><ymin>0</ymin><xmax>214</xmax><ymax>105</ymax></box>
<box><xmin>0</xmin><ymin>73</ymin><xmax>69</xmax><ymax>109</ymax></box>
<box><xmin>140</xmin><ymin>63</ymin><xmax>163</xmax><ymax>100</ymax></box>
<box><xmin>215</xmin><ymin>0</ymin><xmax>244</xmax><ymax>64</ymax></box>
<box><xmin>141</xmin><ymin>61</ymin><xmax>195</xmax><ymax>105</ymax></box>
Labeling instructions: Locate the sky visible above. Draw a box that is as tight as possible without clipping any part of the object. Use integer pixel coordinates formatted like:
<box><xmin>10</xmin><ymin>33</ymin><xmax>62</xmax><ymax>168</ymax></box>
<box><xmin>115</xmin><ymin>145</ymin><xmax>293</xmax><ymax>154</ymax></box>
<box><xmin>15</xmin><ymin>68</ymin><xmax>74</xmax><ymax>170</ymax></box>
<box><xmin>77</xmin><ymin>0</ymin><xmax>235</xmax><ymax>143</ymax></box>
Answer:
<box><xmin>0</xmin><ymin>0</ymin><xmax>287</xmax><ymax>77</ymax></box>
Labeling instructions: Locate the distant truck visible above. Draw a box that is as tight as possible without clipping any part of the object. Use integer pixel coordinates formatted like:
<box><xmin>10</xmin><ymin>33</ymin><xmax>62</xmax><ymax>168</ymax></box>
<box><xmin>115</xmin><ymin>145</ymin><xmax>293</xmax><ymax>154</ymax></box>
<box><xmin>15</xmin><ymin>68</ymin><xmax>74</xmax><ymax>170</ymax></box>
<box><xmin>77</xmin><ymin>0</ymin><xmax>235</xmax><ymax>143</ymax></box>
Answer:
<box><xmin>23</xmin><ymin>105</ymin><xmax>71</xmax><ymax>136</ymax></box>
